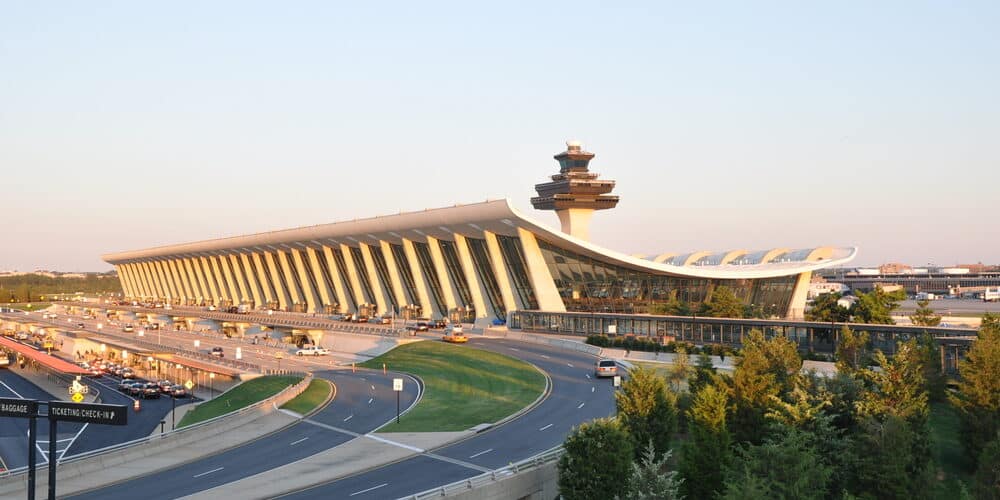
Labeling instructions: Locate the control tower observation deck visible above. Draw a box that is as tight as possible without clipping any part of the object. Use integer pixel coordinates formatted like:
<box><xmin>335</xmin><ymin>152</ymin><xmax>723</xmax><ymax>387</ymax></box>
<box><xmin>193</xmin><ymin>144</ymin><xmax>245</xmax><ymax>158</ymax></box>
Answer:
<box><xmin>531</xmin><ymin>141</ymin><xmax>619</xmax><ymax>241</ymax></box>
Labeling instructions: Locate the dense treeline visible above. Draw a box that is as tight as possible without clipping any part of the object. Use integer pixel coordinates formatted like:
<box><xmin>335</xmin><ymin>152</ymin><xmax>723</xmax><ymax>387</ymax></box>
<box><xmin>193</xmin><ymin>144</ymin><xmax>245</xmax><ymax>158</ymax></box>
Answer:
<box><xmin>0</xmin><ymin>274</ymin><xmax>121</xmax><ymax>303</ymax></box>
<box><xmin>559</xmin><ymin>315</ymin><xmax>1000</xmax><ymax>499</ymax></box>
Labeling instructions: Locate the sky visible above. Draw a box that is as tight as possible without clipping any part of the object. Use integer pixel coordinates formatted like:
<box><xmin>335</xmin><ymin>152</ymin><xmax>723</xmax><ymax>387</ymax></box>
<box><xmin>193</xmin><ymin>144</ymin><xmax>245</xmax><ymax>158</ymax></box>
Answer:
<box><xmin>1</xmin><ymin>1</ymin><xmax>997</xmax><ymax>272</ymax></box>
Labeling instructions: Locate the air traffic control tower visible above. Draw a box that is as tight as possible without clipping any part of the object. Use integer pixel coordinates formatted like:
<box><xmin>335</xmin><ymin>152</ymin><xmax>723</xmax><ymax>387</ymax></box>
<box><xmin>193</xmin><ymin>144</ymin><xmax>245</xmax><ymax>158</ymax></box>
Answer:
<box><xmin>531</xmin><ymin>141</ymin><xmax>619</xmax><ymax>241</ymax></box>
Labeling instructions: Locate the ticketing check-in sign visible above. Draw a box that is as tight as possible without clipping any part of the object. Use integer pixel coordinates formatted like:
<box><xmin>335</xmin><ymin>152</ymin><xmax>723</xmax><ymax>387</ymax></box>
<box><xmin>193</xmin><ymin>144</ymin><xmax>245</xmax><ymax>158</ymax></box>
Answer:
<box><xmin>49</xmin><ymin>401</ymin><xmax>128</xmax><ymax>426</ymax></box>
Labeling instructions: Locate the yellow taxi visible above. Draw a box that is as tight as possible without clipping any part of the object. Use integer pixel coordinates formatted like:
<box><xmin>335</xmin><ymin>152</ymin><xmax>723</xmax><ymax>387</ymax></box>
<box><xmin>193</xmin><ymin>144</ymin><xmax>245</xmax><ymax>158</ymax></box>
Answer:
<box><xmin>441</xmin><ymin>325</ymin><xmax>468</xmax><ymax>344</ymax></box>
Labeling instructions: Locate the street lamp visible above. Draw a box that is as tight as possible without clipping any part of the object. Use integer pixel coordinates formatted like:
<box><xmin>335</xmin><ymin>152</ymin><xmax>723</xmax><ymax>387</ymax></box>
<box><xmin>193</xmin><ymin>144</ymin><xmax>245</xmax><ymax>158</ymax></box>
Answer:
<box><xmin>209</xmin><ymin>373</ymin><xmax>215</xmax><ymax>400</ymax></box>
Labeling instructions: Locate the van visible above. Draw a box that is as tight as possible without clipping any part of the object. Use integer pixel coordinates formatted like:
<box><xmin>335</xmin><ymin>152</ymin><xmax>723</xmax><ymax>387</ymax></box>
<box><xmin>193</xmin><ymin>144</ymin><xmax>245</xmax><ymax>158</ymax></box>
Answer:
<box><xmin>594</xmin><ymin>359</ymin><xmax>618</xmax><ymax>378</ymax></box>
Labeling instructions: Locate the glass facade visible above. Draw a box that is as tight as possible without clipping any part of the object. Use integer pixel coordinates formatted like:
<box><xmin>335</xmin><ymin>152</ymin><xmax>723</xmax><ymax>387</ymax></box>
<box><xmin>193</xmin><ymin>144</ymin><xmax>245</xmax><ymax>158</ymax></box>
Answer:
<box><xmin>497</xmin><ymin>235</ymin><xmax>539</xmax><ymax>310</ymax></box>
<box><xmin>390</xmin><ymin>244</ymin><xmax>419</xmax><ymax>305</ymax></box>
<box><xmin>466</xmin><ymin>238</ymin><xmax>506</xmax><ymax>319</ymax></box>
<box><xmin>438</xmin><ymin>240</ymin><xmax>476</xmax><ymax>318</ymax></box>
<box><xmin>369</xmin><ymin>245</ymin><xmax>399</xmax><ymax>312</ymax></box>
<box><xmin>537</xmin><ymin>239</ymin><xmax>796</xmax><ymax>315</ymax></box>
<box><xmin>413</xmin><ymin>242</ymin><xmax>446</xmax><ymax>316</ymax></box>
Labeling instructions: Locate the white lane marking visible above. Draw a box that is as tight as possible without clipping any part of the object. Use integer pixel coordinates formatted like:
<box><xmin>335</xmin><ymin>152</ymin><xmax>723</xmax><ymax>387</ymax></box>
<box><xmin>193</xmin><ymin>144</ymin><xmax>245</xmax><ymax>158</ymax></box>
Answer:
<box><xmin>592</xmin><ymin>386</ymin><xmax>595</xmax><ymax>392</ymax></box>
<box><xmin>349</xmin><ymin>483</ymin><xmax>388</xmax><ymax>496</ymax></box>
<box><xmin>577</xmin><ymin>402</ymin><xmax>585</xmax><ymax>409</ymax></box>
<box><xmin>364</xmin><ymin>433</ymin><xmax>425</xmax><ymax>452</ymax></box>
<box><xmin>193</xmin><ymin>466</ymin><xmax>224</xmax><ymax>478</ymax></box>
<box><xmin>370</xmin><ymin>385</ymin><xmax>375</xmax><ymax>391</ymax></box>
<box><xmin>508</xmin><ymin>347</ymin><xmax>520</xmax><ymax>351</ymax></box>
<box><xmin>585</xmin><ymin>373</ymin><xmax>591</xmax><ymax>379</ymax></box>
<box><xmin>541</xmin><ymin>354</ymin><xmax>550</xmax><ymax>359</ymax></box>
<box><xmin>367</xmin><ymin>398</ymin><xmax>374</xmax><ymax>404</ymax></box>
<box><xmin>289</xmin><ymin>437</ymin><xmax>309</xmax><ymax>446</ymax></box>
<box><xmin>58</xmin><ymin>423</ymin><xmax>89</xmax><ymax>459</ymax></box>
<box><xmin>567</xmin><ymin>363</ymin><xmax>574</xmax><ymax>367</ymax></box>
<box><xmin>539</xmin><ymin>423</ymin><xmax>553</xmax><ymax>431</ymax></box>
<box><xmin>469</xmin><ymin>448</ymin><xmax>493</xmax><ymax>459</ymax></box>
<box><xmin>343</xmin><ymin>414</ymin><xmax>354</xmax><ymax>422</ymax></box>
<box><xmin>0</xmin><ymin>381</ymin><xmax>24</xmax><ymax>398</ymax></box>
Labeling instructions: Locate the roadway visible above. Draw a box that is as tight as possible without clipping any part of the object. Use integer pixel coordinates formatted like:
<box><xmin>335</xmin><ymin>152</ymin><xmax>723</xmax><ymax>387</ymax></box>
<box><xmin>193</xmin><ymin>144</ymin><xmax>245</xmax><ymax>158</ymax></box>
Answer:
<box><xmin>67</xmin><ymin>368</ymin><xmax>419</xmax><ymax>500</ymax></box>
<box><xmin>278</xmin><ymin>338</ymin><xmax>616</xmax><ymax>499</ymax></box>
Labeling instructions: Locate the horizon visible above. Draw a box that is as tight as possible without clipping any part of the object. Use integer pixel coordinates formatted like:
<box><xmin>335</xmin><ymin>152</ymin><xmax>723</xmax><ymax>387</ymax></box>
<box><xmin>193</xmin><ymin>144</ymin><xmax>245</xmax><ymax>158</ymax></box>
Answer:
<box><xmin>2</xmin><ymin>2</ymin><xmax>997</xmax><ymax>271</ymax></box>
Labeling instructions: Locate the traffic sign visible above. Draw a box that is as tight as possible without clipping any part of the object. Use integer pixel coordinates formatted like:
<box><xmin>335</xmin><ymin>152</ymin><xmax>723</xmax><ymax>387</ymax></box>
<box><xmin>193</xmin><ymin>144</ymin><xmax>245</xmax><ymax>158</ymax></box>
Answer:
<box><xmin>0</xmin><ymin>398</ymin><xmax>37</xmax><ymax>418</ymax></box>
<box><xmin>393</xmin><ymin>378</ymin><xmax>403</xmax><ymax>392</ymax></box>
<box><xmin>48</xmin><ymin>401</ymin><xmax>128</xmax><ymax>426</ymax></box>
<box><xmin>184</xmin><ymin>380</ymin><xmax>194</xmax><ymax>390</ymax></box>
<box><xmin>71</xmin><ymin>393</ymin><xmax>84</xmax><ymax>403</ymax></box>
<box><xmin>613</xmin><ymin>375</ymin><xmax>622</xmax><ymax>387</ymax></box>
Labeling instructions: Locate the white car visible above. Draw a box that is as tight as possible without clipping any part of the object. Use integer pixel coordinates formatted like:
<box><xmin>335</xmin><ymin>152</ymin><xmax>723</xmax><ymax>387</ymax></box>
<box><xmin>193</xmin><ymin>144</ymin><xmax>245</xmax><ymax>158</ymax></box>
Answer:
<box><xmin>295</xmin><ymin>346</ymin><xmax>330</xmax><ymax>356</ymax></box>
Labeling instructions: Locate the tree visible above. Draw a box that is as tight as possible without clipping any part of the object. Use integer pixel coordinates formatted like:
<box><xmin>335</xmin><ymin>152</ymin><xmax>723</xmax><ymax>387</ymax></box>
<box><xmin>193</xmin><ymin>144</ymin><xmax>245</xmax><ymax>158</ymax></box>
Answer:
<box><xmin>974</xmin><ymin>434</ymin><xmax>1000</xmax><ymax>500</ymax></box>
<box><xmin>909</xmin><ymin>299</ymin><xmax>942</xmax><ymax>326</ymax></box>
<box><xmin>722</xmin><ymin>426</ymin><xmax>832</xmax><ymax>500</ymax></box>
<box><xmin>850</xmin><ymin>415</ymin><xmax>933</xmax><ymax>499</ymax></box>
<box><xmin>651</xmin><ymin>297</ymin><xmax>691</xmax><ymax>316</ymax></box>
<box><xmin>558</xmin><ymin>418</ymin><xmax>634</xmax><ymax>500</ymax></box>
<box><xmin>835</xmin><ymin>326</ymin><xmax>871</xmax><ymax>373</ymax></box>
<box><xmin>805</xmin><ymin>292</ymin><xmax>851</xmax><ymax>323</ymax></box>
<box><xmin>917</xmin><ymin>333</ymin><xmax>947</xmax><ymax>402</ymax></box>
<box><xmin>668</xmin><ymin>346</ymin><xmax>691</xmax><ymax>392</ymax></box>
<box><xmin>679</xmin><ymin>383</ymin><xmax>731</xmax><ymax>500</ymax></box>
<box><xmin>730</xmin><ymin>330</ymin><xmax>802</xmax><ymax>444</ymax></box>
<box><xmin>950</xmin><ymin>313</ymin><xmax>1000</xmax><ymax>466</ymax></box>
<box><xmin>616</xmin><ymin>366</ymin><xmax>678</xmax><ymax>459</ymax></box>
<box><xmin>619</xmin><ymin>442</ymin><xmax>683</xmax><ymax>500</ymax></box>
<box><xmin>689</xmin><ymin>351</ymin><xmax>717</xmax><ymax>394</ymax></box>
<box><xmin>700</xmin><ymin>286</ymin><xmax>745</xmax><ymax>318</ymax></box>
<box><xmin>849</xmin><ymin>288</ymin><xmax>906</xmax><ymax>324</ymax></box>
<box><xmin>857</xmin><ymin>341</ymin><xmax>928</xmax><ymax>422</ymax></box>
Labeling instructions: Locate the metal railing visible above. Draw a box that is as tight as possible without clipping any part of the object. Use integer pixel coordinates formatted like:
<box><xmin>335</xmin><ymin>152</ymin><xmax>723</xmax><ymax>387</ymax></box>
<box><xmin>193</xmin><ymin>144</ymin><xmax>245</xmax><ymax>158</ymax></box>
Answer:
<box><xmin>92</xmin><ymin>329</ymin><xmax>263</xmax><ymax>373</ymax></box>
<box><xmin>403</xmin><ymin>446</ymin><xmax>564</xmax><ymax>500</ymax></box>
<box><xmin>0</xmin><ymin>375</ymin><xmax>310</xmax><ymax>479</ymax></box>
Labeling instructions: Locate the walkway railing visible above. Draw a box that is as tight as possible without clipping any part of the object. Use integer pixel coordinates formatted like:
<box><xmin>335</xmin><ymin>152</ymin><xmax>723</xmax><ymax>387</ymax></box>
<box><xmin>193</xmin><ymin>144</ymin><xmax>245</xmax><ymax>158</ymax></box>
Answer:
<box><xmin>405</xmin><ymin>446</ymin><xmax>564</xmax><ymax>499</ymax></box>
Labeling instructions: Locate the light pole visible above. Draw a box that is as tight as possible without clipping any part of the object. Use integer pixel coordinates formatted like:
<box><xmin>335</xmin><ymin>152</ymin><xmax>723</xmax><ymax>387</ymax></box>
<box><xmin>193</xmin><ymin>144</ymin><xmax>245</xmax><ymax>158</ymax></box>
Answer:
<box><xmin>209</xmin><ymin>373</ymin><xmax>215</xmax><ymax>400</ymax></box>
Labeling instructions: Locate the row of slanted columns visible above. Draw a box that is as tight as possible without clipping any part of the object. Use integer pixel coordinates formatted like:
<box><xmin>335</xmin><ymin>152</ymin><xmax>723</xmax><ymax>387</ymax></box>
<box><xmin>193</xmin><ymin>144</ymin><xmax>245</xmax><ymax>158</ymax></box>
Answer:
<box><xmin>110</xmin><ymin>229</ymin><xmax>566</xmax><ymax>323</ymax></box>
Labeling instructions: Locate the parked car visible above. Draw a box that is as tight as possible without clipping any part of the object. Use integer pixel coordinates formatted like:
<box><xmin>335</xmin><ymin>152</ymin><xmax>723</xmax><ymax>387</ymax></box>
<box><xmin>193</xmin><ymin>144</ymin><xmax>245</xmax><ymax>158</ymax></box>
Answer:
<box><xmin>121</xmin><ymin>368</ymin><xmax>135</xmax><ymax>379</ymax></box>
<box><xmin>594</xmin><ymin>359</ymin><xmax>618</xmax><ymax>378</ymax></box>
<box><xmin>128</xmin><ymin>382</ymin><xmax>145</xmax><ymax>396</ymax></box>
<box><xmin>210</xmin><ymin>347</ymin><xmax>224</xmax><ymax>358</ymax></box>
<box><xmin>413</xmin><ymin>322</ymin><xmax>429</xmax><ymax>332</ymax></box>
<box><xmin>429</xmin><ymin>319</ymin><xmax>448</xmax><ymax>329</ymax></box>
<box><xmin>295</xmin><ymin>346</ymin><xmax>330</xmax><ymax>356</ymax></box>
<box><xmin>157</xmin><ymin>380</ymin><xmax>174</xmax><ymax>393</ymax></box>
<box><xmin>142</xmin><ymin>383</ymin><xmax>161</xmax><ymax>399</ymax></box>
<box><xmin>123</xmin><ymin>324</ymin><xmax>134</xmax><ymax>333</ymax></box>
<box><xmin>118</xmin><ymin>379</ymin><xmax>135</xmax><ymax>392</ymax></box>
<box><xmin>378</xmin><ymin>316</ymin><xmax>391</xmax><ymax>325</ymax></box>
<box><xmin>169</xmin><ymin>385</ymin><xmax>187</xmax><ymax>398</ymax></box>
<box><xmin>76</xmin><ymin>322</ymin><xmax>85</xmax><ymax>329</ymax></box>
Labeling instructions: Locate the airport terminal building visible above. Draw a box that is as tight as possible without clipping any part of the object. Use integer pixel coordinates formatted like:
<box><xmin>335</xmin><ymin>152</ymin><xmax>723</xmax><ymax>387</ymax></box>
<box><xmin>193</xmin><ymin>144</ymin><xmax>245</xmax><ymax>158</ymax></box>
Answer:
<box><xmin>103</xmin><ymin>142</ymin><xmax>856</xmax><ymax>327</ymax></box>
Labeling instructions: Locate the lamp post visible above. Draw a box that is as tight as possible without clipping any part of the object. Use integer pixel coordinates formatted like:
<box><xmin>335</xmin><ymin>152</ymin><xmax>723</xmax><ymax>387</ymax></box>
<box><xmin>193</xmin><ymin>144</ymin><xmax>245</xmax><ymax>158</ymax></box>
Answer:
<box><xmin>209</xmin><ymin>373</ymin><xmax>215</xmax><ymax>400</ymax></box>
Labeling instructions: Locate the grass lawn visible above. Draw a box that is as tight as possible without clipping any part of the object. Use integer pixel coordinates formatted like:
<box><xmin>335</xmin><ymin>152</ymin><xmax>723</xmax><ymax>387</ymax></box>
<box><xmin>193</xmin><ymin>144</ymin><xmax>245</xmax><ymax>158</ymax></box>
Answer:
<box><xmin>2</xmin><ymin>303</ymin><xmax>52</xmax><ymax>311</ymax></box>
<box><xmin>929</xmin><ymin>402</ymin><xmax>973</xmax><ymax>498</ymax></box>
<box><xmin>178</xmin><ymin>375</ymin><xmax>302</xmax><ymax>428</ymax></box>
<box><xmin>280</xmin><ymin>378</ymin><xmax>333</xmax><ymax>415</ymax></box>
<box><xmin>361</xmin><ymin>340</ymin><xmax>546</xmax><ymax>432</ymax></box>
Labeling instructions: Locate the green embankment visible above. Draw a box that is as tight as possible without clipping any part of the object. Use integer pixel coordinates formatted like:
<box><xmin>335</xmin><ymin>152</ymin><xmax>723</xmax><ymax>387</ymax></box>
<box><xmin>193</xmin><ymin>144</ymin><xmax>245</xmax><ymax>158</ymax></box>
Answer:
<box><xmin>177</xmin><ymin>375</ymin><xmax>302</xmax><ymax>428</ymax></box>
<box><xmin>280</xmin><ymin>379</ymin><xmax>333</xmax><ymax>415</ymax></box>
<box><xmin>361</xmin><ymin>341</ymin><xmax>546</xmax><ymax>432</ymax></box>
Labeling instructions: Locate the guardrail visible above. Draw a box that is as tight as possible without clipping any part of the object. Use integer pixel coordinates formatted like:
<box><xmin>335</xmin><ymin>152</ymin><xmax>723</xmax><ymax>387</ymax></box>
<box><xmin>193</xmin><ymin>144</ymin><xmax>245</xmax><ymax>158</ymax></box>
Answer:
<box><xmin>405</xmin><ymin>446</ymin><xmax>564</xmax><ymax>499</ymax></box>
<box><xmin>500</xmin><ymin>330</ymin><xmax>602</xmax><ymax>356</ymax></box>
<box><xmin>0</xmin><ymin>373</ymin><xmax>311</xmax><ymax>480</ymax></box>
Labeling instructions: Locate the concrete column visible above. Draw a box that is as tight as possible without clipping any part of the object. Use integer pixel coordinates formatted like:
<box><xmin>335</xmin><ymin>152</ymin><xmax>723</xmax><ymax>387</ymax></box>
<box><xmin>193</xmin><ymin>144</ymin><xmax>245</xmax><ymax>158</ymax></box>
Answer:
<box><xmin>115</xmin><ymin>264</ymin><xmax>138</xmax><ymax>299</ymax></box>
<box><xmin>516</xmin><ymin>228</ymin><xmax>565</xmax><ymax>312</ymax></box>
<box><xmin>160</xmin><ymin>259</ymin><xmax>182</xmax><ymax>303</ymax></box>
<box><xmin>292</xmin><ymin>248</ymin><xmax>321</xmax><ymax>313</ymax></box>
<box><xmin>339</xmin><ymin>244</ymin><xmax>367</xmax><ymax>312</ymax></box>
<box><xmin>129</xmin><ymin>263</ymin><xmax>152</xmax><ymax>299</ymax></box>
<box><xmin>306</xmin><ymin>247</ymin><xmax>335</xmax><ymax>312</ymax></box>
<box><xmin>196</xmin><ymin>257</ymin><xmax>220</xmax><ymax>305</ymax></box>
<box><xmin>402</xmin><ymin>239</ymin><xmax>436</xmax><ymax>319</ymax></box>
<box><xmin>239</xmin><ymin>253</ymin><xmax>264</xmax><ymax>308</ymax></box>
<box><xmin>190</xmin><ymin>257</ymin><xmax>214</xmax><ymax>304</ymax></box>
<box><xmin>321</xmin><ymin>245</ymin><xmax>350</xmax><ymax>313</ymax></box>
<box><xmin>145</xmin><ymin>261</ymin><xmax>167</xmax><ymax>299</ymax></box>
<box><xmin>168</xmin><ymin>259</ymin><xmax>193</xmax><ymax>303</ymax></box>
<box><xmin>217</xmin><ymin>254</ymin><xmax>243</xmax><ymax>305</ymax></box>
<box><xmin>379</xmin><ymin>241</ymin><xmax>409</xmax><ymax>309</ymax></box>
<box><xmin>484</xmin><ymin>231</ymin><xmax>519</xmax><ymax>312</ymax></box>
<box><xmin>139</xmin><ymin>261</ymin><xmax>164</xmax><ymax>299</ymax></box>
<box><xmin>207</xmin><ymin>256</ymin><xmax>231</xmax><ymax>304</ymax></box>
<box><xmin>426</xmin><ymin>236</ymin><xmax>459</xmax><ymax>312</ymax></box>
<box><xmin>182</xmin><ymin>258</ymin><xmax>205</xmax><ymax>303</ymax></box>
<box><xmin>153</xmin><ymin>261</ymin><xmax>177</xmax><ymax>302</ymax></box>
<box><xmin>787</xmin><ymin>271</ymin><xmax>812</xmax><ymax>320</ymax></box>
<box><xmin>250</xmin><ymin>252</ymin><xmax>276</xmax><ymax>305</ymax></box>
<box><xmin>120</xmin><ymin>263</ymin><xmax>142</xmax><ymax>299</ymax></box>
<box><xmin>453</xmin><ymin>234</ymin><xmax>489</xmax><ymax>320</ymax></box>
<box><xmin>263</xmin><ymin>252</ymin><xmax>291</xmax><ymax>311</ymax></box>
<box><xmin>276</xmin><ymin>250</ymin><xmax>304</xmax><ymax>308</ymax></box>
<box><xmin>229</xmin><ymin>254</ymin><xmax>251</xmax><ymax>305</ymax></box>
<box><xmin>359</xmin><ymin>243</ymin><xmax>390</xmax><ymax>315</ymax></box>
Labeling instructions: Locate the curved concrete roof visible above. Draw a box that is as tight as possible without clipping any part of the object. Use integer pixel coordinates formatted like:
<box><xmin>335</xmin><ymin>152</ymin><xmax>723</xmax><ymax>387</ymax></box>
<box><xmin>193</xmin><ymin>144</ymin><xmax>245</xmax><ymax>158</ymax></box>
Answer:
<box><xmin>104</xmin><ymin>199</ymin><xmax>856</xmax><ymax>279</ymax></box>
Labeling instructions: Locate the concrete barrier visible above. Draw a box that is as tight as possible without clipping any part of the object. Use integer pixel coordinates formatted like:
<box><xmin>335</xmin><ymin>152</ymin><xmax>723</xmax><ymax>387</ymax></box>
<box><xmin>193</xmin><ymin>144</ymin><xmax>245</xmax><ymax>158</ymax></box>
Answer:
<box><xmin>407</xmin><ymin>446</ymin><xmax>563</xmax><ymax>500</ymax></box>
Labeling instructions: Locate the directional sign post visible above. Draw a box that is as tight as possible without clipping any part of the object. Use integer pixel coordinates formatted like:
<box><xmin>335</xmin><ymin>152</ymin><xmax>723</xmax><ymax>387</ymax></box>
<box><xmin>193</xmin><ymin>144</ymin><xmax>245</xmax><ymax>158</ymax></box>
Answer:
<box><xmin>46</xmin><ymin>401</ymin><xmax>128</xmax><ymax>500</ymax></box>
<box><xmin>0</xmin><ymin>397</ymin><xmax>39</xmax><ymax>500</ymax></box>
<box><xmin>393</xmin><ymin>378</ymin><xmax>403</xmax><ymax>424</ymax></box>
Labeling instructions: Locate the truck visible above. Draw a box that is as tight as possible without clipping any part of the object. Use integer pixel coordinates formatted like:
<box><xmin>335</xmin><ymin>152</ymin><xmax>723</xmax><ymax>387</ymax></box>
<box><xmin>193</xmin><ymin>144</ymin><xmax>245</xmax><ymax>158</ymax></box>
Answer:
<box><xmin>237</xmin><ymin>304</ymin><xmax>250</xmax><ymax>314</ymax></box>
<box><xmin>984</xmin><ymin>288</ymin><xmax>1000</xmax><ymax>303</ymax></box>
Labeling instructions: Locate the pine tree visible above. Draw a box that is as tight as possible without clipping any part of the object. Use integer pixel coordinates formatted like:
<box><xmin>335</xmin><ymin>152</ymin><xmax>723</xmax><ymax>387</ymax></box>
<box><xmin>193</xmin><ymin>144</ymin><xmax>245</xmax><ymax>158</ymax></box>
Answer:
<box><xmin>950</xmin><ymin>313</ymin><xmax>1000</xmax><ymax>467</ymax></box>
<box><xmin>619</xmin><ymin>442</ymin><xmax>683</xmax><ymax>500</ymax></box>
<box><xmin>701</xmin><ymin>285</ymin><xmax>745</xmax><ymax>318</ymax></box>
<box><xmin>835</xmin><ymin>326</ymin><xmax>871</xmax><ymax>373</ymax></box>
<box><xmin>910</xmin><ymin>299</ymin><xmax>942</xmax><ymax>326</ymax></box>
<box><xmin>616</xmin><ymin>365</ymin><xmax>678</xmax><ymax>459</ymax></box>
<box><xmin>731</xmin><ymin>330</ymin><xmax>802</xmax><ymax>444</ymax></box>
<box><xmin>722</xmin><ymin>426</ymin><xmax>832</xmax><ymax>500</ymax></box>
<box><xmin>679</xmin><ymin>383</ymin><xmax>731</xmax><ymax>499</ymax></box>
<box><xmin>850</xmin><ymin>288</ymin><xmax>906</xmax><ymax>324</ymax></box>
<box><xmin>805</xmin><ymin>292</ymin><xmax>851</xmax><ymax>322</ymax></box>
<box><xmin>558</xmin><ymin>418</ymin><xmax>634</xmax><ymax>500</ymax></box>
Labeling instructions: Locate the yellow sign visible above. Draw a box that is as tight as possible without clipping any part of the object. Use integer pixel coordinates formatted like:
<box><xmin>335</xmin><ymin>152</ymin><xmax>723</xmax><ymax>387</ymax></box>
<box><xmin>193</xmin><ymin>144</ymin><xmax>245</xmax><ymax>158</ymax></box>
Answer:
<box><xmin>71</xmin><ymin>392</ymin><xmax>84</xmax><ymax>403</ymax></box>
<box><xmin>184</xmin><ymin>380</ymin><xmax>195</xmax><ymax>390</ymax></box>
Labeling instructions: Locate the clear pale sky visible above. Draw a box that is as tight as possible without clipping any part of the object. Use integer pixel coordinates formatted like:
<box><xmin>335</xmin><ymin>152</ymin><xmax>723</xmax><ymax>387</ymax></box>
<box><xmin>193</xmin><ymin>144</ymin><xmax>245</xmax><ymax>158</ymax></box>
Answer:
<box><xmin>2</xmin><ymin>2</ymin><xmax>997</xmax><ymax>272</ymax></box>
